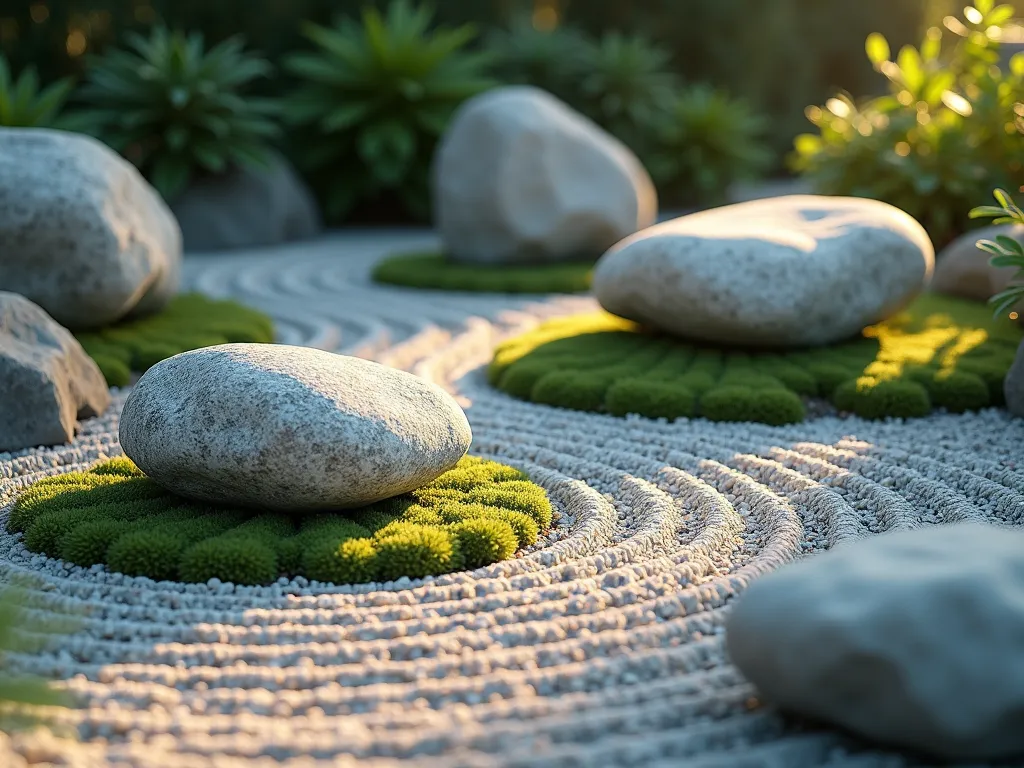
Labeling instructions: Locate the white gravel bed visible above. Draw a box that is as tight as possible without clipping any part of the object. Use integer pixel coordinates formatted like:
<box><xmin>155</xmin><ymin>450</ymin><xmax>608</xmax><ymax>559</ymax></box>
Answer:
<box><xmin>0</xmin><ymin>234</ymin><xmax>1021</xmax><ymax>767</ymax></box>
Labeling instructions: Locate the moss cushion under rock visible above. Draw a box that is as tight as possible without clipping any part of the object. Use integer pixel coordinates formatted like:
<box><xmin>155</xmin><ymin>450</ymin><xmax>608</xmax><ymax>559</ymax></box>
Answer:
<box><xmin>7</xmin><ymin>456</ymin><xmax>553</xmax><ymax>587</ymax></box>
<box><xmin>371</xmin><ymin>251</ymin><xmax>594</xmax><ymax>294</ymax></box>
<box><xmin>489</xmin><ymin>294</ymin><xmax>1022</xmax><ymax>424</ymax></box>
<box><xmin>75</xmin><ymin>293</ymin><xmax>275</xmax><ymax>387</ymax></box>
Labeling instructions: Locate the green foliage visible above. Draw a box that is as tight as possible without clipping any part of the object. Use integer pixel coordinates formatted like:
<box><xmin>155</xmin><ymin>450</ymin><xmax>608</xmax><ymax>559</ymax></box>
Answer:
<box><xmin>646</xmin><ymin>85</ymin><xmax>774</xmax><ymax>207</ymax></box>
<box><xmin>284</xmin><ymin>0</ymin><xmax>495</xmax><ymax>222</ymax></box>
<box><xmin>491</xmin><ymin>293</ymin><xmax>1023</xmax><ymax>422</ymax></box>
<box><xmin>970</xmin><ymin>188</ymin><xmax>1024</xmax><ymax>318</ymax></box>
<box><xmin>371</xmin><ymin>251</ymin><xmax>594</xmax><ymax>294</ymax></box>
<box><xmin>75</xmin><ymin>292</ymin><xmax>275</xmax><ymax>386</ymax></box>
<box><xmin>75</xmin><ymin>26</ymin><xmax>280</xmax><ymax>201</ymax></box>
<box><xmin>0</xmin><ymin>56</ymin><xmax>79</xmax><ymax>129</ymax></box>
<box><xmin>9</xmin><ymin>456</ymin><xmax>554</xmax><ymax>586</ymax></box>
<box><xmin>484</xmin><ymin>14</ymin><xmax>591</xmax><ymax>103</ymax></box>
<box><xmin>793</xmin><ymin>2</ymin><xmax>1024</xmax><ymax>246</ymax></box>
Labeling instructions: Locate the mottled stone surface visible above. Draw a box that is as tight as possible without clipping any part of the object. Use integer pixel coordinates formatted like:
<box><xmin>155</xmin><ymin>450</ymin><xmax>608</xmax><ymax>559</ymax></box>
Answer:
<box><xmin>171</xmin><ymin>151</ymin><xmax>321</xmax><ymax>252</ymax></box>
<box><xmin>593</xmin><ymin>195</ymin><xmax>933</xmax><ymax>347</ymax></box>
<box><xmin>0</xmin><ymin>291</ymin><xmax>110</xmax><ymax>452</ymax></box>
<box><xmin>726</xmin><ymin>522</ymin><xmax>1024</xmax><ymax>760</ymax></box>
<box><xmin>1005</xmin><ymin>339</ymin><xmax>1024</xmax><ymax>417</ymax></box>
<box><xmin>433</xmin><ymin>86</ymin><xmax>657</xmax><ymax>265</ymax></box>
<box><xmin>119</xmin><ymin>344</ymin><xmax>472</xmax><ymax>511</ymax></box>
<box><xmin>932</xmin><ymin>224</ymin><xmax>1024</xmax><ymax>305</ymax></box>
<box><xmin>0</xmin><ymin>128</ymin><xmax>181</xmax><ymax>329</ymax></box>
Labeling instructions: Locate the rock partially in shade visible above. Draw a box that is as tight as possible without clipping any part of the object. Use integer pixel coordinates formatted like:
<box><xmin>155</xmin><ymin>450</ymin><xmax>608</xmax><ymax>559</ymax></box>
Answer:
<box><xmin>932</xmin><ymin>224</ymin><xmax>1024</xmax><ymax>306</ymax></box>
<box><xmin>593</xmin><ymin>195</ymin><xmax>933</xmax><ymax>347</ymax></box>
<box><xmin>433</xmin><ymin>85</ymin><xmax>657</xmax><ymax>265</ymax></box>
<box><xmin>118</xmin><ymin>344</ymin><xmax>472</xmax><ymax>511</ymax></box>
<box><xmin>726</xmin><ymin>522</ymin><xmax>1024</xmax><ymax>761</ymax></box>
<box><xmin>1005</xmin><ymin>339</ymin><xmax>1024</xmax><ymax>417</ymax></box>
<box><xmin>0</xmin><ymin>127</ymin><xmax>181</xmax><ymax>329</ymax></box>
<box><xmin>0</xmin><ymin>291</ymin><xmax>110</xmax><ymax>452</ymax></box>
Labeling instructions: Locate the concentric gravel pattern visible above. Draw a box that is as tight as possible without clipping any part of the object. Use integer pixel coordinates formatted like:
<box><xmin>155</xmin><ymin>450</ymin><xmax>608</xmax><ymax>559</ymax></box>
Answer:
<box><xmin>2</xmin><ymin>232</ymin><xmax>1023</xmax><ymax>767</ymax></box>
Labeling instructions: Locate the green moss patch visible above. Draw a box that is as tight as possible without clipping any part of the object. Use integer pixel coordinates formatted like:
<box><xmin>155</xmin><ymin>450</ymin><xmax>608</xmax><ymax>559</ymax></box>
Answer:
<box><xmin>489</xmin><ymin>295</ymin><xmax>1023</xmax><ymax>423</ymax></box>
<box><xmin>75</xmin><ymin>293</ymin><xmax>276</xmax><ymax>387</ymax></box>
<box><xmin>371</xmin><ymin>251</ymin><xmax>594</xmax><ymax>294</ymax></box>
<box><xmin>7</xmin><ymin>456</ymin><xmax>553</xmax><ymax>587</ymax></box>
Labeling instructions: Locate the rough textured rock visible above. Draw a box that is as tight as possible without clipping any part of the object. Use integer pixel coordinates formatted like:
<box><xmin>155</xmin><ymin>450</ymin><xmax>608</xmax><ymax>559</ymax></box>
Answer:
<box><xmin>433</xmin><ymin>85</ymin><xmax>657</xmax><ymax>265</ymax></box>
<box><xmin>119</xmin><ymin>343</ymin><xmax>472</xmax><ymax>511</ymax></box>
<box><xmin>0</xmin><ymin>291</ymin><xmax>110</xmax><ymax>452</ymax></box>
<box><xmin>726</xmin><ymin>522</ymin><xmax>1024</xmax><ymax>761</ymax></box>
<box><xmin>1005</xmin><ymin>339</ymin><xmax>1024</xmax><ymax>417</ymax></box>
<box><xmin>593</xmin><ymin>195</ymin><xmax>933</xmax><ymax>347</ymax></box>
<box><xmin>932</xmin><ymin>224</ymin><xmax>1024</xmax><ymax>304</ymax></box>
<box><xmin>170</xmin><ymin>151</ymin><xmax>321</xmax><ymax>252</ymax></box>
<box><xmin>0</xmin><ymin>128</ymin><xmax>182</xmax><ymax>330</ymax></box>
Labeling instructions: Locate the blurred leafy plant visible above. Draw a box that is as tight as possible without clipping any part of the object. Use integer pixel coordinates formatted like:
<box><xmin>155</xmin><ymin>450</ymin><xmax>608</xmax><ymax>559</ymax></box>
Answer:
<box><xmin>971</xmin><ymin>188</ymin><xmax>1024</xmax><ymax>317</ymax></box>
<box><xmin>284</xmin><ymin>0</ymin><xmax>496</xmax><ymax>223</ymax></box>
<box><xmin>0</xmin><ymin>57</ymin><xmax>81</xmax><ymax>130</ymax></box>
<box><xmin>75</xmin><ymin>26</ymin><xmax>281</xmax><ymax>201</ymax></box>
<box><xmin>646</xmin><ymin>85</ymin><xmax>773</xmax><ymax>207</ymax></box>
<box><xmin>793</xmin><ymin>0</ymin><xmax>1024</xmax><ymax>247</ymax></box>
<box><xmin>576</xmin><ymin>31</ymin><xmax>680</xmax><ymax>153</ymax></box>
<box><xmin>0</xmin><ymin>581</ymin><xmax>78</xmax><ymax>731</ymax></box>
<box><xmin>485</xmin><ymin>14</ymin><xmax>592</xmax><ymax>104</ymax></box>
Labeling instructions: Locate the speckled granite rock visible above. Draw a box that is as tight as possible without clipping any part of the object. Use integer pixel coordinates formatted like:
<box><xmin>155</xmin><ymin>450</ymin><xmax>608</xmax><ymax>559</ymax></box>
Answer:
<box><xmin>1005</xmin><ymin>339</ymin><xmax>1024</xmax><ymax>417</ymax></box>
<box><xmin>726</xmin><ymin>522</ymin><xmax>1024</xmax><ymax>761</ymax></box>
<box><xmin>0</xmin><ymin>128</ymin><xmax>181</xmax><ymax>330</ymax></box>
<box><xmin>593</xmin><ymin>195</ymin><xmax>933</xmax><ymax>347</ymax></box>
<box><xmin>433</xmin><ymin>85</ymin><xmax>657</xmax><ymax>265</ymax></box>
<box><xmin>932</xmin><ymin>224</ymin><xmax>1024</xmax><ymax>306</ymax></box>
<box><xmin>0</xmin><ymin>291</ymin><xmax>110</xmax><ymax>452</ymax></box>
<box><xmin>119</xmin><ymin>343</ymin><xmax>472</xmax><ymax>511</ymax></box>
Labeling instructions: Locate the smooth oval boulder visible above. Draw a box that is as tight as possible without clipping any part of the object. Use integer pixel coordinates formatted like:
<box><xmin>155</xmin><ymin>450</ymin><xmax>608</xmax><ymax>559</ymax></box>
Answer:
<box><xmin>593</xmin><ymin>195</ymin><xmax>933</xmax><ymax>347</ymax></box>
<box><xmin>0</xmin><ymin>291</ymin><xmax>110</xmax><ymax>452</ymax></box>
<box><xmin>433</xmin><ymin>85</ymin><xmax>657</xmax><ymax>265</ymax></box>
<box><xmin>932</xmin><ymin>224</ymin><xmax>1024</xmax><ymax>306</ymax></box>
<box><xmin>726</xmin><ymin>523</ymin><xmax>1024</xmax><ymax>761</ymax></box>
<box><xmin>119</xmin><ymin>344</ymin><xmax>472</xmax><ymax>511</ymax></box>
<box><xmin>0</xmin><ymin>128</ymin><xmax>181</xmax><ymax>330</ymax></box>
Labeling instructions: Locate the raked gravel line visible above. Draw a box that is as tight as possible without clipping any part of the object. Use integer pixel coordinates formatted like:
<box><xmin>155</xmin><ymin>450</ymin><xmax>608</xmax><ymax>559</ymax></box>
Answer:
<box><xmin>1</xmin><ymin>232</ymin><xmax>1022</xmax><ymax>768</ymax></box>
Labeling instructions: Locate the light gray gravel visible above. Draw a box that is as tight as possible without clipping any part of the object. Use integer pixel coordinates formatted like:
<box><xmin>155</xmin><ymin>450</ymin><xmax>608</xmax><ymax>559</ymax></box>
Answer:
<box><xmin>0</xmin><ymin>231</ymin><xmax>1021</xmax><ymax>768</ymax></box>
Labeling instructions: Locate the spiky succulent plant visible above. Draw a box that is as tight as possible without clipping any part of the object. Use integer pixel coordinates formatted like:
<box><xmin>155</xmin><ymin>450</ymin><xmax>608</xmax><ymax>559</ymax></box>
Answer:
<box><xmin>75</xmin><ymin>26</ymin><xmax>280</xmax><ymax>201</ymax></box>
<box><xmin>284</xmin><ymin>0</ymin><xmax>496</xmax><ymax>222</ymax></box>
<box><xmin>0</xmin><ymin>56</ymin><xmax>78</xmax><ymax>129</ymax></box>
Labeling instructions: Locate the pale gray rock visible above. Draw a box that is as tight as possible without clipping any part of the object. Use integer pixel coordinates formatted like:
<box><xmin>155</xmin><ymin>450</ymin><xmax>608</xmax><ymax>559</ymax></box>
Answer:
<box><xmin>593</xmin><ymin>195</ymin><xmax>934</xmax><ymax>347</ymax></box>
<box><xmin>932</xmin><ymin>224</ymin><xmax>1024</xmax><ymax>306</ymax></box>
<box><xmin>726</xmin><ymin>522</ymin><xmax>1024</xmax><ymax>761</ymax></box>
<box><xmin>1005</xmin><ymin>339</ymin><xmax>1024</xmax><ymax>417</ymax></box>
<box><xmin>432</xmin><ymin>85</ymin><xmax>657</xmax><ymax>265</ymax></box>
<box><xmin>170</xmin><ymin>151</ymin><xmax>321</xmax><ymax>252</ymax></box>
<box><xmin>0</xmin><ymin>128</ymin><xmax>182</xmax><ymax>330</ymax></box>
<box><xmin>0</xmin><ymin>291</ymin><xmax>110</xmax><ymax>452</ymax></box>
<box><xmin>119</xmin><ymin>344</ymin><xmax>472</xmax><ymax>511</ymax></box>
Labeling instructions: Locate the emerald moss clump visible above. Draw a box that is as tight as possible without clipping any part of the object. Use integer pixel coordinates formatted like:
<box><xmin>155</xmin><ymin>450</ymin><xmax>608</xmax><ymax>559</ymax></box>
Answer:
<box><xmin>75</xmin><ymin>293</ymin><xmax>275</xmax><ymax>387</ymax></box>
<box><xmin>489</xmin><ymin>294</ymin><xmax>1023</xmax><ymax>423</ymax></box>
<box><xmin>8</xmin><ymin>456</ymin><xmax>554</xmax><ymax>587</ymax></box>
<box><xmin>371</xmin><ymin>251</ymin><xmax>594</xmax><ymax>294</ymax></box>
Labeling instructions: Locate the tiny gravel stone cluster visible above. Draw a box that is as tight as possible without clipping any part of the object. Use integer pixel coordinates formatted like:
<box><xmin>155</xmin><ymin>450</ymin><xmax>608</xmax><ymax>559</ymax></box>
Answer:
<box><xmin>1</xmin><ymin>233</ymin><xmax>1022</xmax><ymax>767</ymax></box>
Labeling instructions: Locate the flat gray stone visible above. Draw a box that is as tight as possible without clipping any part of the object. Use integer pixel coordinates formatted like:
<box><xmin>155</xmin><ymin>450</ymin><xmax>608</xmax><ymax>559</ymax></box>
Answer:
<box><xmin>119</xmin><ymin>344</ymin><xmax>472</xmax><ymax>511</ymax></box>
<box><xmin>171</xmin><ymin>151</ymin><xmax>321</xmax><ymax>252</ymax></box>
<box><xmin>0</xmin><ymin>128</ymin><xmax>181</xmax><ymax>330</ymax></box>
<box><xmin>593</xmin><ymin>195</ymin><xmax>933</xmax><ymax>347</ymax></box>
<box><xmin>726</xmin><ymin>523</ymin><xmax>1024</xmax><ymax>761</ymax></box>
<box><xmin>433</xmin><ymin>85</ymin><xmax>657</xmax><ymax>265</ymax></box>
<box><xmin>0</xmin><ymin>291</ymin><xmax>110</xmax><ymax>452</ymax></box>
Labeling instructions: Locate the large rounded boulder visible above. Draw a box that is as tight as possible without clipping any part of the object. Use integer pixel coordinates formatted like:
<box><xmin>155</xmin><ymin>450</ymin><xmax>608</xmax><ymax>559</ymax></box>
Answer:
<box><xmin>726</xmin><ymin>523</ymin><xmax>1024</xmax><ymax>761</ymax></box>
<box><xmin>119</xmin><ymin>344</ymin><xmax>472</xmax><ymax>511</ymax></box>
<box><xmin>0</xmin><ymin>128</ymin><xmax>181</xmax><ymax>330</ymax></box>
<box><xmin>593</xmin><ymin>195</ymin><xmax>933</xmax><ymax>347</ymax></box>
<box><xmin>432</xmin><ymin>85</ymin><xmax>657</xmax><ymax>265</ymax></box>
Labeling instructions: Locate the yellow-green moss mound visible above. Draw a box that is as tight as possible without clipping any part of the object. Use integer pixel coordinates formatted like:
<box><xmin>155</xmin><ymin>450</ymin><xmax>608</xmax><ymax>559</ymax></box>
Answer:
<box><xmin>75</xmin><ymin>293</ymin><xmax>275</xmax><ymax>387</ymax></box>
<box><xmin>372</xmin><ymin>251</ymin><xmax>593</xmax><ymax>294</ymax></box>
<box><xmin>489</xmin><ymin>295</ymin><xmax>1022</xmax><ymax>424</ymax></box>
<box><xmin>7</xmin><ymin>456</ymin><xmax>553</xmax><ymax>586</ymax></box>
